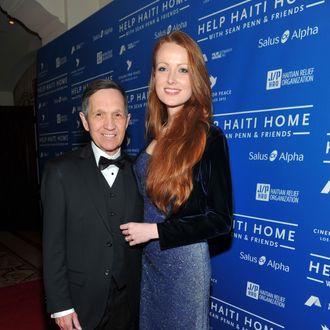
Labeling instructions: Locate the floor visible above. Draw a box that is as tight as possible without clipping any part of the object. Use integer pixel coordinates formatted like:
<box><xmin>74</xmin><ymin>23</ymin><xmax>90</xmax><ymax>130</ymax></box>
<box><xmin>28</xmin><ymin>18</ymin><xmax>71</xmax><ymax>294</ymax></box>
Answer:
<box><xmin>0</xmin><ymin>230</ymin><xmax>42</xmax><ymax>288</ymax></box>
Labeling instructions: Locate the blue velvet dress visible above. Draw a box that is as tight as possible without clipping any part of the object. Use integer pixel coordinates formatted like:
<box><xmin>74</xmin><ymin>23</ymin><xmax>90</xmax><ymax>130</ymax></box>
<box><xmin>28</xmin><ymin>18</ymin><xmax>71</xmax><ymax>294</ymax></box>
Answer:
<box><xmin>134</xmin><ymin>151</ymin><xmax>211</xmax><ymax>330</ymax></box>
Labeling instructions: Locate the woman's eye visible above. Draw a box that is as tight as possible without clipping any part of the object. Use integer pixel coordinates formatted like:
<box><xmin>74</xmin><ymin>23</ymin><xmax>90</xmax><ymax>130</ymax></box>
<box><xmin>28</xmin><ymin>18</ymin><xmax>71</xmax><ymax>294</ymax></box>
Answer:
<box><xmin>157</xmin><ymin>66</ymin><xmax>167</xmax><ymax>72</ymax></box>
<box><xmin>179</xmin><ymin>67</ymin><xmax>188</xmax><ymax>74</ymax></box>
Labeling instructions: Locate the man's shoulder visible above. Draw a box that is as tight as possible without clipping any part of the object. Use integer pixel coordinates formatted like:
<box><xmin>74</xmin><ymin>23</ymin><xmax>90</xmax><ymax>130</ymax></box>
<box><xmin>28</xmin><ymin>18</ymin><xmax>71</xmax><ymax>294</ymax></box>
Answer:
<box><xmin>123</xmin><ymin>153</ymin><xmax>137</xmax><ymax>164</ymax></box>
<box><xmin>44</xmin><ymin>145</ymin><xmax>91</xmax><ymax>171</ymax></box>
<box><xmin>48</xmin><ymin>148</ymin><xmax>81</xmax><ymax>164</ymax></box>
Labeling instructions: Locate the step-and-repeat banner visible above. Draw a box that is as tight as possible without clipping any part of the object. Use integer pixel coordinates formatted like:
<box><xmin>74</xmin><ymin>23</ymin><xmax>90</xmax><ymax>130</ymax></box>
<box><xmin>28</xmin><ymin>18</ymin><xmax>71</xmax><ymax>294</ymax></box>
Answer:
<box><xmin>36</xmin><ymin>1</ymin><xmax>330</xmax><ymax>329</ymax></box>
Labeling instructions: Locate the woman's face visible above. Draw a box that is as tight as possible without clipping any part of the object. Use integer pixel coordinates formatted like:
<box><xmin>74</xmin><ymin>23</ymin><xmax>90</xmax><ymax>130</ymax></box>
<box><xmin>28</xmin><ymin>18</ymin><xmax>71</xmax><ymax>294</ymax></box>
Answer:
<box><xmin>154</xmin><ymin>42</ymin><xmax>192</xmax><ymax>118</ymax></box>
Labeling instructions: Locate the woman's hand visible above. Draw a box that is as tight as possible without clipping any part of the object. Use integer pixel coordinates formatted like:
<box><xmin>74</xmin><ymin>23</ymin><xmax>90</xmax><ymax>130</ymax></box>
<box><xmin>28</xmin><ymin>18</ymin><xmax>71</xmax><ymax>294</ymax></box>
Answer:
<box><xmin>120</xmin><ymin>223</ymin><xmax>159</xmax><ymax>246</ymax></box>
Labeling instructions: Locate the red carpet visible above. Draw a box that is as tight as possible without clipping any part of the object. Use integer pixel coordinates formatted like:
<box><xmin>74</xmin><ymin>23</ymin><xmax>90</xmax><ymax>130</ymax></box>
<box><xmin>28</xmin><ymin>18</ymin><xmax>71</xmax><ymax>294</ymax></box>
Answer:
<box><xmin>0</xmin><ymin>280</ymin><xmax>56</xmax><ymax>330</ymax></box>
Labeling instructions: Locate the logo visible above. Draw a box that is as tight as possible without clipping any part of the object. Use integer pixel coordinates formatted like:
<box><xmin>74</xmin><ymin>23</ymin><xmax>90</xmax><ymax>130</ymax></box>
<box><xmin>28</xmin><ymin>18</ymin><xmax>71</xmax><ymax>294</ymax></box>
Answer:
<box><xmin>211</xmin><ymin>48</ymin><xmax>233</xmax><ymax>60</ymax></box>
<box><xmin>96</xmin><ymin>50</ymin><xmax>113</xmax><ymax>64</ymax></box>
<box><xmin>56</xmin><ymin>113</ymin><xmax>68</xmax><ymax>124</ymax></box>
<box><xmin>210</xmin><ymin>75</ymin><xmax>217</xmax><ymax>88</ymax></box>
<box><xmin>153</xmin><ymin>21</ymin><xmax>187</xmax><ymax>40</ymax></box>
<box><xmin>96</xmin><ymin>52</ymin><xmax>102</xmax><ymax>64</ymax></box>
<box><xmin>210</xmin><ymin>296</ymin><xmax>285</xmax><ymax>330</ymax></box>
<box><xmin>40</xmin><ymin>151</ymin><xmax>49</xmax><ymax>158</ymax></box>
<box><xmin>258</xmin><ymin>256</ymin><xmax>266</xmax><ymax>265</ymax></box>
<box><xmin>325</xmin><ymin>139</ymin><xmax>330</xmax><ymax>160</ymax></box>
<box><xmin>308</xmin><ymin>253</ymin><xmax>330</xmax><ymax>287</ymax></box>
<box><xmin>75</xmin><ymin>58</ymin><xmax>80</xmax><ymax>67</ymax></box>
<box><xmin>321</xmin><ymin>325</ymin><xmax>329</xmax><ymax>330</ymax></box>
<box><xmin>266</xmin><ymin>69</ymin><xmax>282</xmax><ymax>90</ymax></box>
<box><xmin>281</xmin><ymin>30</ymin><xmax>290</xmax><ymax>43</ymax></box>
<box><xmin>246</xmin><ymin>281</ymin><xmax>286</xmax><ymax>308</ymax></box>
<box><xmin>305</xmin><ymin>295</ymin><xmax>322</xmax><ymax>308</ymax></box>
<box><xmin>233</xmin><ymin>215</ymin><xmax>297</xmax><ymax>250</ymax></box>
<box><xmin>256</xmin><ymin>183</ymin><xmax>270</xmax><ymax>201</ymax></box>
<box><xmin>38</xmin><ymin>102</ymin><xmax>47</xmax><ymax>110</ymax></box>
<box><xmin>54</xmin><ymin>96</ymin><xmax>68</xmax><ymax>104</ymax></box>
<box><xmin>255</xmin><ymin>183</ymin><xmax>300</xmax><ymax>204</ymax></box>
<box><xmin>70</xmin><ymin>42</ymin><xmax>84</xmax><ymax>54</ymax></box>
<box><xmin>126</xmin><ymin>137</ymin><xmax>131</xmax><ymax>147</ymax></box>
<box><xmin>126</xmin><ymin>60</ymin><xmax>132</xmax><ymax>71</ymax></box>
<box><xmin>55</xmin><ymin>56</ymin><xmax>67</xmax><ymax>69</ymax></box>
<box><xmin>313</xmin><ymin>228</ymin><xmax>330</xmax><ymax>243</ymax></box>
<box><xmin>258</xmin><ymin>36</ymin><xmax>280</xmax><ymax>48</ymax></box>
<box><xmin>269</xmin><ymin>150</ymin><xmax>278</xmax><ymax>161</ymax></box>
<box><xmin>266</xmin><ymin>67</ymin><xmax>315</xmax><ymax>90</ymax></box>
<box><xmin>92</xmin><ymin>27</ymin><xmax>113</xmax><ymax>41</ymax></box>
<box><xmin>246</xmin><ymin>281</ymin><xmax>259</xmax><ymax>300</ymax></box>
<box><xmin>56</xmin><ymin>114</ymin><xmax>61</xmax><ymax>124</ymax></box>
<box><xmin>119</xmin><ymin>45</ymin><xmax>126</xmax><ymax>55</ymax></box>
<box><xmin>248</xmin><ymin>150</ymin><xmax>304</xmax><ymax>163</ymax></box>
<box><xmin>321</xmin><ymin>181</ymin><xmax>330</xmax><ymax>194</ymax></box>
<box><xmin>291</xmin><ymin>26</ymin><xmax>319</xmax><ymax>40</ymax></box>
<box><xmin>119</xmin><ymin>3</ymin><xmax>186</xmax><ymax>38</ymax></box>
<box><xmin>259</xmin><ymin>26</ymin><xmax>319</xmax><ymax>48</ymax></box>
<box><xmin>240</xmin><ymin>252</ymin><xmax>289</xmax><ymax>272</ymax></box>
<box><xmin>219</xmin><ymin>107</ymin><xmax>312</xmax><ymax>141</ymax></box>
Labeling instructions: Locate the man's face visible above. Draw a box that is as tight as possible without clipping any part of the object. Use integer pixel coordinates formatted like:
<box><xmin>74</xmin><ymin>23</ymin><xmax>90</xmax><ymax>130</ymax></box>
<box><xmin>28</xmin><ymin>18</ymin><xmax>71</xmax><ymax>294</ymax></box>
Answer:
<box><xmin>80</xmin><ymin>88</ymin><xmax>130</xmax><ymax>156</ymax></box>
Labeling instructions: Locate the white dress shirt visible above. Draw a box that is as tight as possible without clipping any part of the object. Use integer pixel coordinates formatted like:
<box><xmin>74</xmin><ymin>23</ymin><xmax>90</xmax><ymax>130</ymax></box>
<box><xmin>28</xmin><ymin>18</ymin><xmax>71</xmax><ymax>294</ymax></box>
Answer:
<box><xmin>92</xmin><ymin>142</ymin><xmax>121</xmax><ymax>187</ymax></box>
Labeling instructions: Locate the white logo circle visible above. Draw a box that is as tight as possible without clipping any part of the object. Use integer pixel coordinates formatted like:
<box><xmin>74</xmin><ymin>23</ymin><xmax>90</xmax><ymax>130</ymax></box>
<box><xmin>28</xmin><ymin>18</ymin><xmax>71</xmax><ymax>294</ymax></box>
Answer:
<box><xmin>269</xmin><ymin>150</ymin><xmax>278</xmax><ymax>162</ymax></box>
<box><xmin>281</xmin><ymin>30</ymin><xmax>290</xmax><ymax>43</ymax></box>
<box><xmin>259</xmin><ymin>256</ymin><xmax>267</xmax><ymax>265</ymax></box>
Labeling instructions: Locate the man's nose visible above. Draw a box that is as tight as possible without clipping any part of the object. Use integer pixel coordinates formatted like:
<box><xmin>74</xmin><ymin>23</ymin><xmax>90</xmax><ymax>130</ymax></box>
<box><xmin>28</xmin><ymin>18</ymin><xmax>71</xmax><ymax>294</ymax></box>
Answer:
<box><xmin>104</xmin><ymin>114</ymin><xmax>115</xmax><ymax>129</ymax></box>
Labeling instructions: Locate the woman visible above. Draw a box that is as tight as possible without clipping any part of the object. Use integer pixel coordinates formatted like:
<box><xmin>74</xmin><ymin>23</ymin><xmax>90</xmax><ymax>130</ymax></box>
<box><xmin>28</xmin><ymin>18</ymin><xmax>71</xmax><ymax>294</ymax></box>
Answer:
<box><xmin>120</xmin><ymin>31</ymin><xmax>233</xmax><ymax>329</ymax></box>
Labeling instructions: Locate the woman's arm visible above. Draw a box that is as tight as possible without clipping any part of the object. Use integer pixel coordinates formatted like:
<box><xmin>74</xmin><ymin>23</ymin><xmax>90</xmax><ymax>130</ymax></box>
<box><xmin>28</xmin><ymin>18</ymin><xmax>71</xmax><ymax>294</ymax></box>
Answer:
<box><xmin>157</xmin><ymin>129</ymin><xmax>233</xmax><ymax>249</ymax></box>
<box><xmin>120</xmin><ymin>128</ymin><xmax>233</xmax><ymax>249</ymax></box>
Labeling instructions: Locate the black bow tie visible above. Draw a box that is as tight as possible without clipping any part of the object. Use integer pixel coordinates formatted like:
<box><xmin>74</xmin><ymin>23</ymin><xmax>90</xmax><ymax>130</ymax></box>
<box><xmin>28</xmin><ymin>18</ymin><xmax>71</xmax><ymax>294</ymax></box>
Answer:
<box><xmin>98</xmin><ymin>155</ymin><xmax>125</xmax><ymax>170</ymax></box>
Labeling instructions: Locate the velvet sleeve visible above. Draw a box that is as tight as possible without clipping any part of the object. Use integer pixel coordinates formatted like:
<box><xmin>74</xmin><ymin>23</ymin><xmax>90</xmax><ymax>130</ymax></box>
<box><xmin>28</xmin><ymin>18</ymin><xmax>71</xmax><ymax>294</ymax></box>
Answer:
<box><xmin>157</xmin><ymin>128</ymin><xmax>233</xmax><ymax>250</ymax></box>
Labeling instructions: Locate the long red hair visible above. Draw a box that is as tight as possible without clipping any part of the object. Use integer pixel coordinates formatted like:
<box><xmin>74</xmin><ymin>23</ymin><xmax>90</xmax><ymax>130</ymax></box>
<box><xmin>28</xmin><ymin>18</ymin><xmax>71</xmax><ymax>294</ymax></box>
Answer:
<box><xmin>146</xmin><ymin>31</ymin><xmax>212</xmax><ymax>213</ymax></box>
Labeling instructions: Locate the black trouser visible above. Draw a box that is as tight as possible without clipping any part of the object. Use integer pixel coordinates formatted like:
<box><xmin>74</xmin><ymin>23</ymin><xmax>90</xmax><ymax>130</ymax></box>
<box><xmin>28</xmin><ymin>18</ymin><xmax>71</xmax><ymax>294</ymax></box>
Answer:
<box><xmin>95</xmin><ymin>278</ymin><xmax>138</xmax><ymax>330</ymax></box>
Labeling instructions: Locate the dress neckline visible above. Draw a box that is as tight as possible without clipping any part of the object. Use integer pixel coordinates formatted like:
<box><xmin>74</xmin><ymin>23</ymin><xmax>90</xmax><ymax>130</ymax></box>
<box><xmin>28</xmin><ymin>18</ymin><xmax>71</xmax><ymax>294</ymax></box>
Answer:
<box><xmin>143</xmin><ymin>149</ymin><xmax>151</xmax><ymax>157</ymax></box>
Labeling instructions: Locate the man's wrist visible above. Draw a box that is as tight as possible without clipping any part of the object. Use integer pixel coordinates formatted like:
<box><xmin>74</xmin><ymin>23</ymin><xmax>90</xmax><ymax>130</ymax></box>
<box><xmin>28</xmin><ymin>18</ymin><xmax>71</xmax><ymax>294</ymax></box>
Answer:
<box><xmin>51</xmin><ymin>308</ymin><xmax>75</xmax><ymax>318</ymax></box>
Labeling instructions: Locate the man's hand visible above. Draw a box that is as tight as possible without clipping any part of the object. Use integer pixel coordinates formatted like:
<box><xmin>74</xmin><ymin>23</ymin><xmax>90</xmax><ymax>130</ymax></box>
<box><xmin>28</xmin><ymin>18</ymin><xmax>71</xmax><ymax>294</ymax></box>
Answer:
<box><xmin>55</xmin><ymin>312</ymin><xmax>82</xmax><ymax>330</ymax></box>
<box><xmin>120</xmin><ymin>222</ymin><xmax>159</xmax><ymax>246</ymax></box>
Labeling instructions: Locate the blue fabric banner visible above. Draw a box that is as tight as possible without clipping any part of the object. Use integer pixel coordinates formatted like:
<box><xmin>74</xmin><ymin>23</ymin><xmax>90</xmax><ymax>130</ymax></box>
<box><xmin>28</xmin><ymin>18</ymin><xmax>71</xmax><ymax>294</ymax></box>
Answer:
<box><xmin>37</xmin><ymin>1</ymin><xmax>330</xmax><ymax>329</ymax></box>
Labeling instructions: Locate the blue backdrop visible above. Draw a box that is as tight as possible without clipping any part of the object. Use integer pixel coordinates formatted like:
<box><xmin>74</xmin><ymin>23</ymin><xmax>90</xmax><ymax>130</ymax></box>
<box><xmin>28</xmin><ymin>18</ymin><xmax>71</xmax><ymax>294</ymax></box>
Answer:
<box><xmin>37</xmin><ymin>1</ymin><xmax>330</xmax><ymax>329</ymax></box>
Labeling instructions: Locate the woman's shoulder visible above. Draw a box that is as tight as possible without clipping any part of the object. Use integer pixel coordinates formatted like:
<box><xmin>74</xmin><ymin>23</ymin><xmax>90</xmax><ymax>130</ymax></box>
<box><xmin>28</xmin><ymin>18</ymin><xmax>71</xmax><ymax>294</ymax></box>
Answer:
<box><xmin>202</xmin><ymin>123</ymin><xmax>229</xmax><ymax>159</ymax></box>
<box><xmin>207</xmin><ymin>123</ymin><xmax>225</xmax><ymax>142</ymax></box>
<box><xmin>133</xmin><ymin>148</ymin><xmax>150</xmax><ymax>166</ymax></box>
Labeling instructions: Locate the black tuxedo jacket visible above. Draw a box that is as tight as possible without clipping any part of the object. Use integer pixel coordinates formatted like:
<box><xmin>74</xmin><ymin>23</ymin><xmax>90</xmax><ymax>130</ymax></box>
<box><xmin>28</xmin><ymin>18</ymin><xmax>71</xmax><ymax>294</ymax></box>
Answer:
<box><xmin>41</xmin><ymin>143</ymin><xmax>143</xmax><ymax>330</ymax></box>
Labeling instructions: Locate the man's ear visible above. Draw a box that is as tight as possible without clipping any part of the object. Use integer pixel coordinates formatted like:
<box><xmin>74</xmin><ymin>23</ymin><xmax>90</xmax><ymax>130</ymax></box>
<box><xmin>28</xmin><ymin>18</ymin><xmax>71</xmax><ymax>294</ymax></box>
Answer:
<box><xmin>126</xmin><ymin>113</ymin><xmax>131</xmax><ymax>129</ymax></box>
<box><xmin>79</xmin><ymin>112</ymin><xmax>90</xmax><ymax>132</ymax></box>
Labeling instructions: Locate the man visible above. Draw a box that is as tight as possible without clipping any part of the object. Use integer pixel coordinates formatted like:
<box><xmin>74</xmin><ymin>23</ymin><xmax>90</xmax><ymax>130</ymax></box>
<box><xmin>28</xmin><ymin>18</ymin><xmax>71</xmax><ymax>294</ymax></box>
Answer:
<box><xmin>41</xmin><ymin>79</ymin><xmax>143</xmax><ymax>330</ymax></box>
